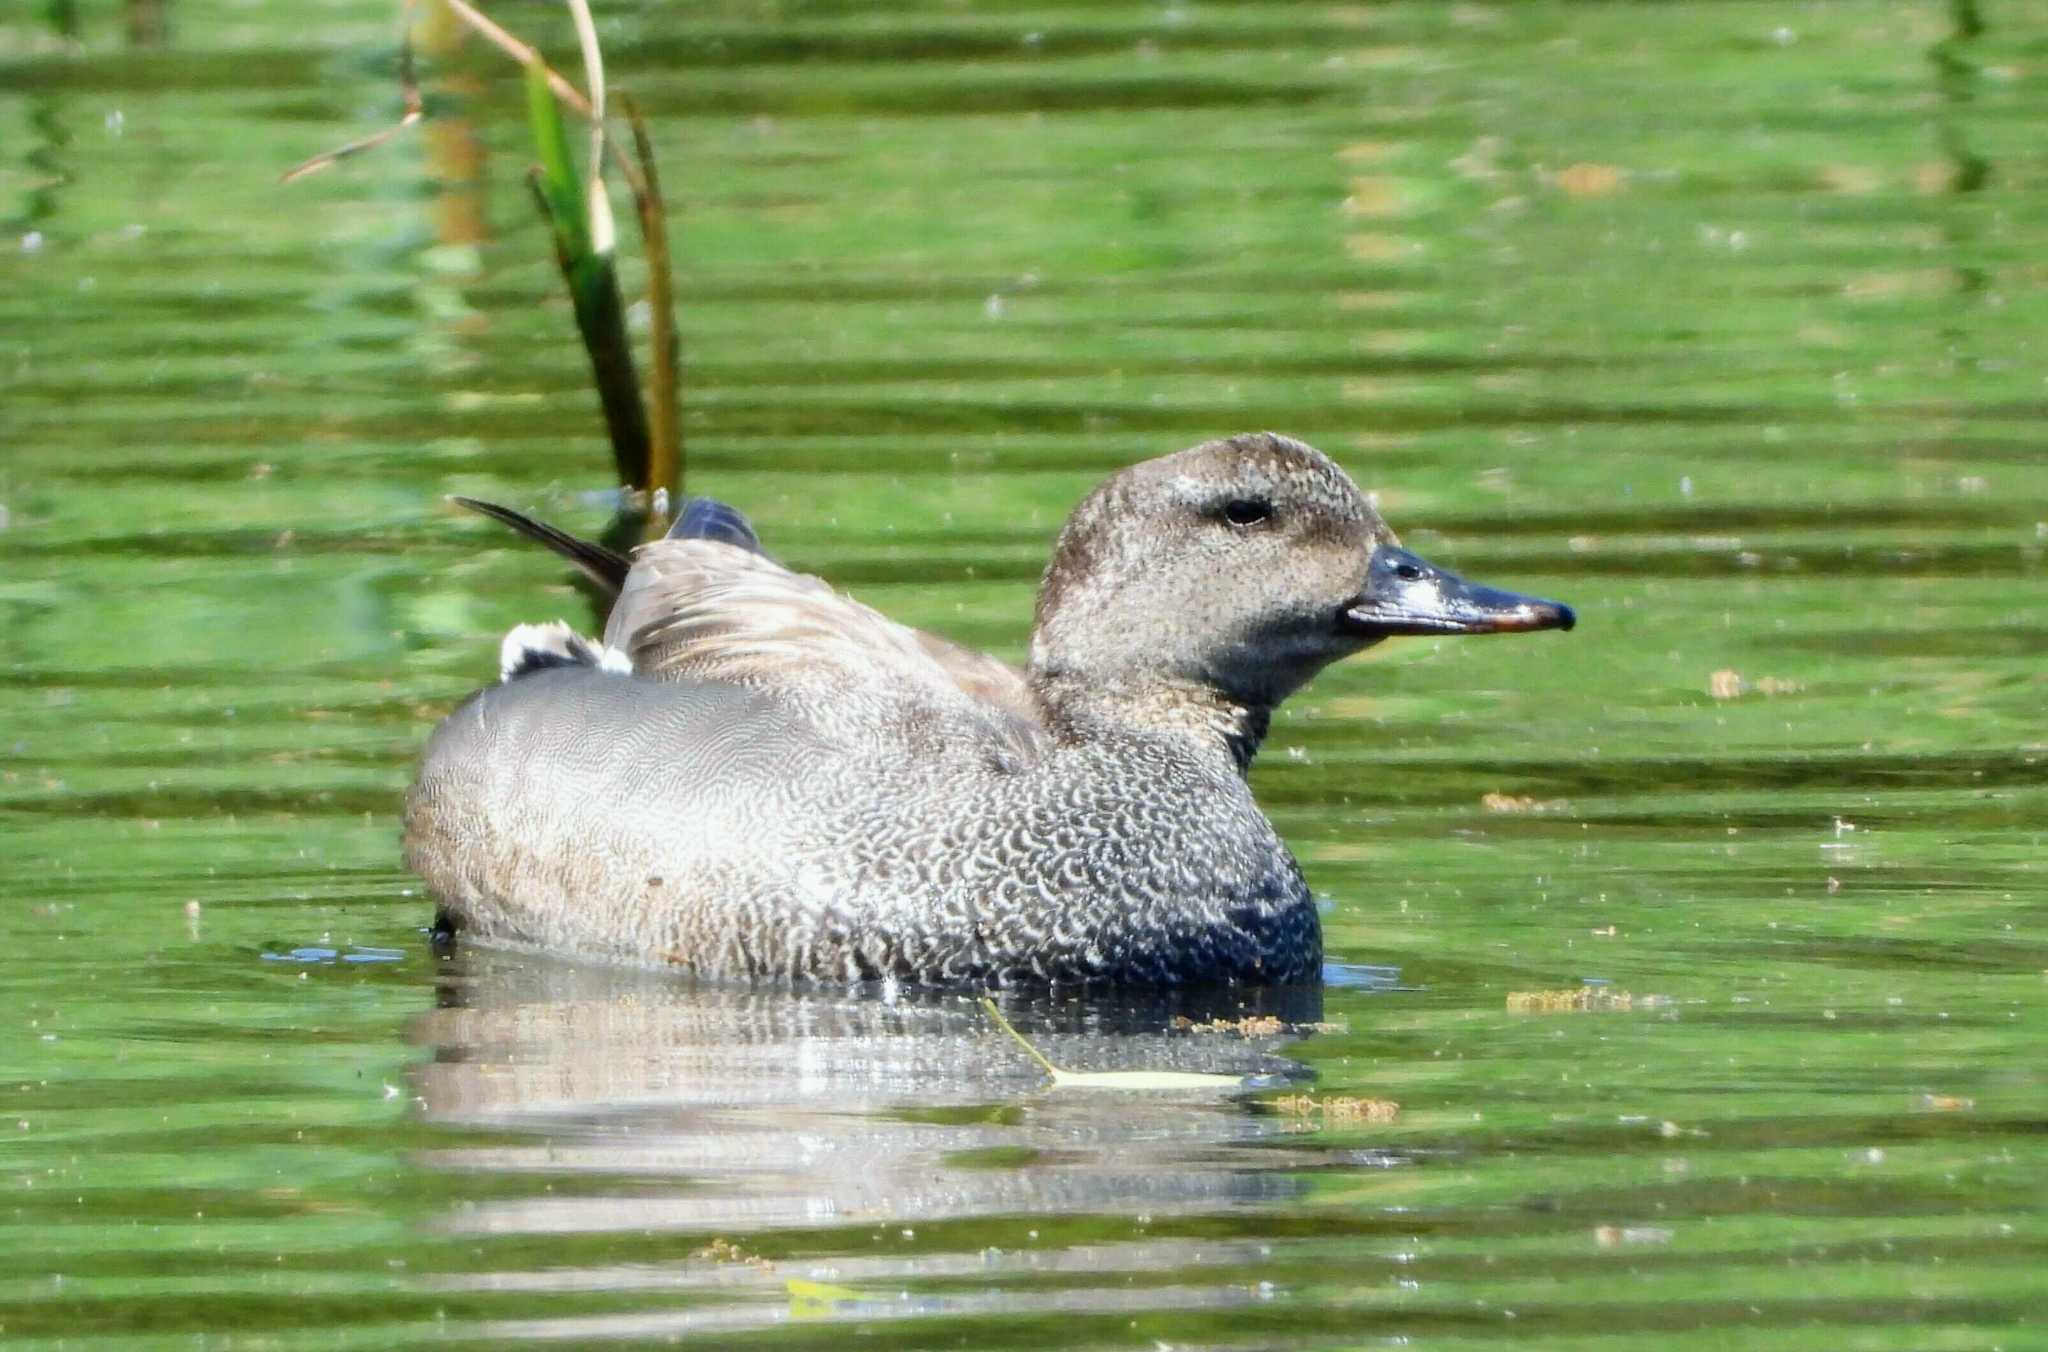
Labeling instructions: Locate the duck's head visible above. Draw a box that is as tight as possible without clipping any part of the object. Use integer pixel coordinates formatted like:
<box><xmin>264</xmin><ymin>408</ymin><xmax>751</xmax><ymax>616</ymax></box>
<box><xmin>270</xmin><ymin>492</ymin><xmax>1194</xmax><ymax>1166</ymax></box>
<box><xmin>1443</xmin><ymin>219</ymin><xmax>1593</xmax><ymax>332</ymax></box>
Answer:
<box><xmin>1028</xmin><ymin>432</ymin><xmax>1573</xmax><ymax>725</ymax></box>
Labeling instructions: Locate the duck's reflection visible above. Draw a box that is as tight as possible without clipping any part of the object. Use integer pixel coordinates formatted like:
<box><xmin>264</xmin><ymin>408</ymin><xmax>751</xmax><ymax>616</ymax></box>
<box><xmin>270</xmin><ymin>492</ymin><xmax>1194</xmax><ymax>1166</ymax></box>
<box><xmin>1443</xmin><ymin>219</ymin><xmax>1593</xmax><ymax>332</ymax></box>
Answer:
<box><xmin>411</xmin><ymin>950</ymin><xmax>1328</xmax><ymax>1234</ymax></box>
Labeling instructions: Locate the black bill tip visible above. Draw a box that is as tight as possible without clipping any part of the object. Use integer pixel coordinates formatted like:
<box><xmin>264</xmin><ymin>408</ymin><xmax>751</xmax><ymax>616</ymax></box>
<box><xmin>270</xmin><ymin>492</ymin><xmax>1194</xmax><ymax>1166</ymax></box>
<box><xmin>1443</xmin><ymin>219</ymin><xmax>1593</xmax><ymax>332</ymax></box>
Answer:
<box><xmin>1342</xmin><ymin>545</ymin><xmax>1576</xmax><ymax>639</ymax></box>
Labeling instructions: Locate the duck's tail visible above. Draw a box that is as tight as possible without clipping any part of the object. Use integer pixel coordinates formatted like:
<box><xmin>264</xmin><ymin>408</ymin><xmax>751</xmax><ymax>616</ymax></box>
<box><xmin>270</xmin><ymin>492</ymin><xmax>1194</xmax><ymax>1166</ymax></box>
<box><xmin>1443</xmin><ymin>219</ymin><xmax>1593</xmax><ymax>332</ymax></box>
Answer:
<box><xmin>451</xmin><ymin>497</ymin><xmax>634</xmax><ymax>597</ymax></box>
<box><xmin>451</xmin><ymin>495</ymin><xmax>770</xmax><ymax>597</ymax></box>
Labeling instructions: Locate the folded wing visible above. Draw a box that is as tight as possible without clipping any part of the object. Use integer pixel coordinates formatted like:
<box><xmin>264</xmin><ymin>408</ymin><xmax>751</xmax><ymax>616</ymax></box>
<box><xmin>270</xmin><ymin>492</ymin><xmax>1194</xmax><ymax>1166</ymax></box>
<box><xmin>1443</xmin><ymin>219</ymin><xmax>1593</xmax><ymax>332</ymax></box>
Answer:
<box><xmin>457</xmin><ymin>495</ymin><xmax>1047</xmax><ymax>757</ymax></box>
<box><xmin>606</xmin><ymin>536</ymin><xmax>1045</xmax><ymax>744</ymax></box>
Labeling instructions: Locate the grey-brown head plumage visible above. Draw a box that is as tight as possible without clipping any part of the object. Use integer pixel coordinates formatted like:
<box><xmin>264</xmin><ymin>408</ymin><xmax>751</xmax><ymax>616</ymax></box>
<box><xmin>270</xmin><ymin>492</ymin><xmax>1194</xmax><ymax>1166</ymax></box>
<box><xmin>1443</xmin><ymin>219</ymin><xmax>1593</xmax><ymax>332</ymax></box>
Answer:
<box><xmin>1033</xmin><ymin>433</ymin><xmax>1399</xmax><ymax>705</ymax></box>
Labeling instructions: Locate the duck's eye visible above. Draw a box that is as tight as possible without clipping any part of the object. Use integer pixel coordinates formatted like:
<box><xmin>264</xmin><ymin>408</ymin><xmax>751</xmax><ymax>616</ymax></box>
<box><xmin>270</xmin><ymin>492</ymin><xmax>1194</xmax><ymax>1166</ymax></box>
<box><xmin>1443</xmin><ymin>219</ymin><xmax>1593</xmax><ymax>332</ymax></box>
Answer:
<box><xmin>1220</xmin><ymin>498</ymin><xmax>1273</xmax><ymax>527</ymax></box>
<box><xmin>1394</xmin><ymin>561</ymin><xmax>1424</xmax><ymax>581</ymax></box>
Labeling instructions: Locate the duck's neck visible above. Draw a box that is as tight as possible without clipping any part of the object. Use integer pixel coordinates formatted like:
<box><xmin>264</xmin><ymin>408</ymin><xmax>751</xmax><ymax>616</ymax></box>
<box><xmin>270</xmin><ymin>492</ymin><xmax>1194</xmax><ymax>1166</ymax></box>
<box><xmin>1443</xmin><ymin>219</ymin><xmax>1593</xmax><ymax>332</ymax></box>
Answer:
<box><xmin>1029</xmin><ymin>671</ymin><xmax>1270</xmax><ymax>775</ymax></box>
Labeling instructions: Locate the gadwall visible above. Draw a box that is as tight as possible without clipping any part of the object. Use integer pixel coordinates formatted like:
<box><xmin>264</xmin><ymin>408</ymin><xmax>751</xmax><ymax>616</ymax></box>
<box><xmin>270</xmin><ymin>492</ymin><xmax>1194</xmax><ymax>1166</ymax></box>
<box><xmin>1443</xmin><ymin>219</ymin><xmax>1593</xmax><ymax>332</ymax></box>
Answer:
<box><xmin>405</xmin><ymin>433</ymin><xmax>1573</xmax><ymax>987</ymax></box>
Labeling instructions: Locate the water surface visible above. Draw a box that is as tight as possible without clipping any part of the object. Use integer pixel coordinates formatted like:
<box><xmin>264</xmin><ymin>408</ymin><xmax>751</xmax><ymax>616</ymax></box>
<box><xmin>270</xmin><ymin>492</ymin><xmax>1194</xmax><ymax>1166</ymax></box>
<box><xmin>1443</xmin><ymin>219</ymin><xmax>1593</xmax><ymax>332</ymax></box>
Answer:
<box><xmin>4</xmin><ymin>1</ymin><xmax>2046</xmax><ymax>1347</ymax></box>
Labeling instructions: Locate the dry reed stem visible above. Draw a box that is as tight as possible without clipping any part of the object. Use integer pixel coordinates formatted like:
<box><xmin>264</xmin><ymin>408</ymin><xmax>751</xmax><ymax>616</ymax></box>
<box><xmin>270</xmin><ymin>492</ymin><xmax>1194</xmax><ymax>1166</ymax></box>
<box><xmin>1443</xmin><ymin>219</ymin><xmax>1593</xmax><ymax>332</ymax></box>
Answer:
<box><xmin>442</xmin><ymin>0</ymin><xmax>591</xmax><ymax>115</ymax></box>
<box><xmin>447</xmin><ymin>1</ymin><xmax>651</xmax><ymax>201</ymax></box>
<box><xmin>288</xmin><ymin>0</ymin><xmax>651</xmax><ymax>199</ymax></box>
<box><xmin>561</xmin><ymin>0</ymin><xmax>615</xmax><ymax>256</ymax></box>
<box><xmin>622</xmin><ymin>93</ymin><xmax>682</xmax><ymax>508</ymax></box>
<box><xmin>280</xmin><ymin>0</ymin><xmax>423</xmax><ymax>182</ymax></box>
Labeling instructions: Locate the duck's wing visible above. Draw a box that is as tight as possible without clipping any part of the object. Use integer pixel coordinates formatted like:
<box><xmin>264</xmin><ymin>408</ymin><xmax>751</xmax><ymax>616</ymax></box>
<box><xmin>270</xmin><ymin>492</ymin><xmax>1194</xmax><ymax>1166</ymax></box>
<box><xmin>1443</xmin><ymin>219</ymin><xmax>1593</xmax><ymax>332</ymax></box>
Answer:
<box><xmin>453</xmin><ymin>494</ymin><xmax>1044</xmax><ymax>741</ymax></box>
<box><xmin>605</xmin><ymin>537</ymin><xmax>1044</xmax><ymax>736</ymax></box>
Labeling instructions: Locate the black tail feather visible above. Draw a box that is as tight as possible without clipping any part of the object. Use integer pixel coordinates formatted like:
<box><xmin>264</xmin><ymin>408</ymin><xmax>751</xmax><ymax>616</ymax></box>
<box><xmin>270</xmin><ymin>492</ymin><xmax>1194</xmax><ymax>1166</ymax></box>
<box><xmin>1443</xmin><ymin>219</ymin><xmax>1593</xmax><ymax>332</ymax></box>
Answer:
<box><xmin>451</xmin><ymin>496</ymin><xmax>633</xmax><ymax>597</ymax></box>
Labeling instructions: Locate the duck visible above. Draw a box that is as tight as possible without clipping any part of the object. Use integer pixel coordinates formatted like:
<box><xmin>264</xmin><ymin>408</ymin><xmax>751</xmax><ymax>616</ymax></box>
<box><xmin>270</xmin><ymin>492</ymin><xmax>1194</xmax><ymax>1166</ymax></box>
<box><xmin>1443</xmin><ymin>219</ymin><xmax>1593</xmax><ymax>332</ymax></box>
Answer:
<box><xmin>404</xmin><ymin>433</ymin><xmax>1573</xmax><ymax>988</ymax></box>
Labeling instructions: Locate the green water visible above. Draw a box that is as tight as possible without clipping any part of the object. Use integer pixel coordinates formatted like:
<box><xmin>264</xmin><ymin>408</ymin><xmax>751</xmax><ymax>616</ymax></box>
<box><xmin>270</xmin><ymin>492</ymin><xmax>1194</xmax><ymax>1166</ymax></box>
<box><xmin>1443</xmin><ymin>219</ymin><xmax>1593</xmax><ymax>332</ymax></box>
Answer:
<box><xmin>4</xmin><ymin>0</ymin><xmax>2046</xmax><ymax>1346</ymax></box>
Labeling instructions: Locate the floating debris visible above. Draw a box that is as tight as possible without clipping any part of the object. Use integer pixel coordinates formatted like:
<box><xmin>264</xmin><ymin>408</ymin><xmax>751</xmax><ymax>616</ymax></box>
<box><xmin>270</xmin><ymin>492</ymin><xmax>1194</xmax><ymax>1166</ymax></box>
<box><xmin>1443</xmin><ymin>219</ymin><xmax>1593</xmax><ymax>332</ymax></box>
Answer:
<box><xmin>1917</xmin><ymin>1094</ymin><xmax>1974</xmax><ymax>1112</ymax></box>
<box><xmin>694</xmin><ymin>1237</ymin><xmax>773</xmax><ymax>1269</ymax></box>
<box><xmin>1554</xmin><ymin>162</ymin><xmax>1625</xmax><ymax>197</ymax></box>
<box><xmin>1507</xmin><ymin>987</ymin><xmax>1665</xmax><ymax>1013</ymax></box>
<box><xmin>1481</xmin><ymin>792</ymin><xmax>1570</xmax><ymax>814</ymax></box>
<box><xmin>1708</xmin><ymin>669</ymin><xmax>1804</xmax><ymax>699</ymax></box>
<box><xmin>1267</xmin><ymin>1094</ymin><xmax>1399</xmax><ymax>1124</ymax></box>
<box><xmin>1174</xmin><ymin>1014</ymin><xmax>1288</xmax><ymax>1037</ymax></box>
<box><xmin>1170</xmin><ymin>1014</ymin><xmax>1346</xmax><ymax>1037</ymax></box>
<box><xmin>1594</xmin><ymin>1224</ymin><xmax>1673</xmax><ymax>1248</ymax></box>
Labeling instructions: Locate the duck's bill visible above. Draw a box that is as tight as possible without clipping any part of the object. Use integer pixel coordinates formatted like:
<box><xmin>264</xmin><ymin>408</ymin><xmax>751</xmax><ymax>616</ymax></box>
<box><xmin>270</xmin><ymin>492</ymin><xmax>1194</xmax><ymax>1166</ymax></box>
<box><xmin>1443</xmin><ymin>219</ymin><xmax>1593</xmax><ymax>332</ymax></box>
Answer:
<box><xmin>1341</xmin><ymin>545</ymin><xmax>1576</xmax><ymax>638</ymax></box>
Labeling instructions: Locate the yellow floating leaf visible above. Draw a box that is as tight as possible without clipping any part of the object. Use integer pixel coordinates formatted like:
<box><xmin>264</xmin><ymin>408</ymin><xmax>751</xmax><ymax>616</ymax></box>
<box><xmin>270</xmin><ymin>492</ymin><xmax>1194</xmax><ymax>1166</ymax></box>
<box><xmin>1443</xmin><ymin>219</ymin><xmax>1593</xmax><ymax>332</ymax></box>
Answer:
<box><xmin>787</xmin><ymin>1277</ymin><xmax>862</xmax><ymax>1310</ymax></box>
